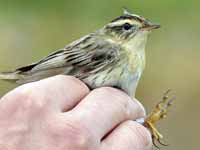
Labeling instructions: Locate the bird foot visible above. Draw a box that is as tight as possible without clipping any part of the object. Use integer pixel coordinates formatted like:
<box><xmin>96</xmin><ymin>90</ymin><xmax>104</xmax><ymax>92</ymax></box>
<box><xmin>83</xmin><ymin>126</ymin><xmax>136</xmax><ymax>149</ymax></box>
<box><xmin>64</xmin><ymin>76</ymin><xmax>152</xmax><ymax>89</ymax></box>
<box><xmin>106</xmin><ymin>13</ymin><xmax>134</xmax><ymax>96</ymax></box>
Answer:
<box><xmin>144</xmin><ymin>89</ymin><xmax>175</xmax><ymax>149</ymax></box>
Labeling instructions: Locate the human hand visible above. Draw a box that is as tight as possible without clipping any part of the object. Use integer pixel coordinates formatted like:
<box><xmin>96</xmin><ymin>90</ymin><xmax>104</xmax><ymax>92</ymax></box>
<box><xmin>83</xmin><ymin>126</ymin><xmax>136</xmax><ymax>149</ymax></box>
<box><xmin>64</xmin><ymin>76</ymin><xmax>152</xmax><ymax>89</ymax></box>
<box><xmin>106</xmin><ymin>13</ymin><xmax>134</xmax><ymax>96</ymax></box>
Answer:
<box><xmin>0</xmin><ymin>75</ymin><xmax>152</xmax><ymax>150</ymax></box>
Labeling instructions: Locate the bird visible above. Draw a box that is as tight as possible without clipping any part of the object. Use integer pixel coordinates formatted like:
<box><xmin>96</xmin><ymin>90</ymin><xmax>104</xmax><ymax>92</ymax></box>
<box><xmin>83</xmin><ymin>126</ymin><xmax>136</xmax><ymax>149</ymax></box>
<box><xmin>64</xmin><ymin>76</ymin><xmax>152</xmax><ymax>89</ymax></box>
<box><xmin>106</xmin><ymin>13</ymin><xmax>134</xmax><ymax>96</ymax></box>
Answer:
<box><xmin>0</xmin><ymin>9</ymin><xmax>159</xmax><ymax>97</ymax></box>
<box><xmin>0</xmin><ymin>9</ymin><xmax>173</xmax><ymax>148</ymax></box>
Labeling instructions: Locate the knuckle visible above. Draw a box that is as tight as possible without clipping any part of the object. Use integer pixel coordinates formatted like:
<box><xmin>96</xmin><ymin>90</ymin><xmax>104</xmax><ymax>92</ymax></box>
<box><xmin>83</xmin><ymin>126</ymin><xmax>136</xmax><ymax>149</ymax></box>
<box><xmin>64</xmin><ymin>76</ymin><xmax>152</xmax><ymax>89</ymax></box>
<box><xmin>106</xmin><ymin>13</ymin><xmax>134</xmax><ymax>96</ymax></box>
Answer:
<box><xmin>124</xmin><ymin>121</ymin><xmax>152</xmax><ymax>148</ymax></box>
<box><xmin>10</xmin><ymin>84</ymin><xmax>47</xmax><ymax>111</ymax></box>
<box><xmin>44</xmin><ymin>116</ymin><xmax>96</xmax><ymax>149</ymax></box>
<box><xmin>131</xmin><ymin>98</ymin><xmax>146</xmax><ymax>118</ymax></box>
<box><xmin>63</xmin><ymin>121</ymin><xmax>96</xmax><ymax>149</ymax></box>
<box><xmin>93</xmin><ymin>87</ymin><xmax>143</xmax><ymax>118</ymax></box>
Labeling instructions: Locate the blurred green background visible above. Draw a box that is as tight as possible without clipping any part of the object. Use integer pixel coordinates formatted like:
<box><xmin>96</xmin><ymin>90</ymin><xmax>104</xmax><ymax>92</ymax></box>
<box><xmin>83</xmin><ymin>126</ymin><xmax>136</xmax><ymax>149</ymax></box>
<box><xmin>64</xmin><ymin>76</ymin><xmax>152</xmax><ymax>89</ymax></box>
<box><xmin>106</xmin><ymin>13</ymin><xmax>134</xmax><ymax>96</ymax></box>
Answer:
<box><xmin>0</xmin><ymin>0</ymin><xmax>199</xmax><ymax>149</ymax></box>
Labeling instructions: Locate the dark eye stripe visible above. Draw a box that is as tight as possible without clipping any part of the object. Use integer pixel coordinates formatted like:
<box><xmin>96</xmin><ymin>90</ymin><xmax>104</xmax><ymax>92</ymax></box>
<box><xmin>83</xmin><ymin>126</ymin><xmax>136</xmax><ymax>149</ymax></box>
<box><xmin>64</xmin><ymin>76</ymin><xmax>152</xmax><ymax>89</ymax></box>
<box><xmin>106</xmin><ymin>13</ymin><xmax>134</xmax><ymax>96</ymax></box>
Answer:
<box><xmin>107</xmin><ymin>23</ymin><xmax>134</xmax><ymax>32</ymax></box>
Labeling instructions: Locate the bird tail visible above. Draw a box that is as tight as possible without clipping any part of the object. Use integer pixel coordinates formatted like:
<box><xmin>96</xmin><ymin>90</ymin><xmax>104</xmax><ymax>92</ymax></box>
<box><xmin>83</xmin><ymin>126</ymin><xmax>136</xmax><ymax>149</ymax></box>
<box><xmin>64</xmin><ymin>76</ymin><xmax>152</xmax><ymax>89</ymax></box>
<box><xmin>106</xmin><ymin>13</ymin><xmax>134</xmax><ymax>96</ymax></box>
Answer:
<box><xmin>0</xmin><ymin>63</ymin><xmax>37</xmax><ymax>83</ymax></box>
<box><xmin>0</xmin><ymin>71</ymin><xmax>23</xmax><ymax>82</ymax></box>
<box><xmin>0</xmin><ymin>63</ymin><xmax>68</xmax><ymax>84</ymax></box>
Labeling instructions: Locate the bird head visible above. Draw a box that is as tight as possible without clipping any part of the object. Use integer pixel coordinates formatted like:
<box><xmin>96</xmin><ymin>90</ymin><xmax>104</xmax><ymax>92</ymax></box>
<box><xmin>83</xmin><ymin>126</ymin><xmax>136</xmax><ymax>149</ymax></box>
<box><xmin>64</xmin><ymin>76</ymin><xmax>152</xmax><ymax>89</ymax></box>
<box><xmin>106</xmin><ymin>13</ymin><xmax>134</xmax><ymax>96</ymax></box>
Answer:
<box><xmin>102</xmin><ymin>9</ymin><xmax>160</xmax><ymax>46</ymax></box>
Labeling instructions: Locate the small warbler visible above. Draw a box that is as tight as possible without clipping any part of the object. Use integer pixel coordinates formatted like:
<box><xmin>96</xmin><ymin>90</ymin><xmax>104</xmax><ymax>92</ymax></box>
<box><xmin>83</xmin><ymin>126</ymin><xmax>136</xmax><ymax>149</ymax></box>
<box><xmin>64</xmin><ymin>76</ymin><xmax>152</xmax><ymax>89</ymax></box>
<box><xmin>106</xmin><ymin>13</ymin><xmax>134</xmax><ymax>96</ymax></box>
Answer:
<box><xmin>0</xmin><ymin>9</ymin><xmax>173</xmax><ymax>148</ymax></box>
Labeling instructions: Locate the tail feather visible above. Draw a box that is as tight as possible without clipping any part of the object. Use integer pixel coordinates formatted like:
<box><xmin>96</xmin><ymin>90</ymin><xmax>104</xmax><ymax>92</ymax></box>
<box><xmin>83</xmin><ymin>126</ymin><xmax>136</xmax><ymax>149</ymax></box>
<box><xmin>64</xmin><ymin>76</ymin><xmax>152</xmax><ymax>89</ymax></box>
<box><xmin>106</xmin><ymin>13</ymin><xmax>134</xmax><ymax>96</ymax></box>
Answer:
<box><xmin>0</xmin><ymin>63</ymin><xmax>37</xmax><ymax>83</ymax></box>
<box><xmin>0</xmin><ymin>67</ymin><xmax>67</xmax><ymax>84</ymax></box>
<box><xmin>0</xmin><ymin>71</ymin><xmax>22</xmax><ymax>82</ymax></box>
<box><xmin>0</xmin><ymin>63</ymin><xmax>69</xmax><ymax>84</ymax></box>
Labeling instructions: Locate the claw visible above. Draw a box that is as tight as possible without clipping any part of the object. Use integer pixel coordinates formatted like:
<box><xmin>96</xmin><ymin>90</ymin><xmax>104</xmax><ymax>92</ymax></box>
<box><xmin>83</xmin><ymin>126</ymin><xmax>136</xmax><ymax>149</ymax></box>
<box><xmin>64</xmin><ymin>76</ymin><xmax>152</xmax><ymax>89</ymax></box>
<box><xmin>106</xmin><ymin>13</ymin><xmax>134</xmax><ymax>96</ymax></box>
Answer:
<box><xmin>144</xmin><ymin>89</ymin><xmax>175</xmax><ymax>149</ymax></box>
<box><xmin>152</xmin><ymin>138</ymin><xmax>168</xmax><ymax>150</ymax></box>
<box><xmin>152</xmin><ymin>138</ymin><xmax>160</xmax><ymax>150</ymax></box>
<box><xmin>158</xmin><ymin>138</ymin><xmax>169</xmax><ymax>146</ymax></box>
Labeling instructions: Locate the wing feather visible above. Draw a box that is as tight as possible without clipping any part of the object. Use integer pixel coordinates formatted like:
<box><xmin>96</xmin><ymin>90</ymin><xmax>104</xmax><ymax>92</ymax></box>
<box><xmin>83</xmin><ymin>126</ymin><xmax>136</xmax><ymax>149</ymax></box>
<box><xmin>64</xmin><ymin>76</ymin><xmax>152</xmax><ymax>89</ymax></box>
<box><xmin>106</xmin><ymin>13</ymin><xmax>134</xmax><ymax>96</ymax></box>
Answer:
<box><xmin>1</xmin><ymin>33</ymin><xmax>120</xmax><ymax>84</ymax></box>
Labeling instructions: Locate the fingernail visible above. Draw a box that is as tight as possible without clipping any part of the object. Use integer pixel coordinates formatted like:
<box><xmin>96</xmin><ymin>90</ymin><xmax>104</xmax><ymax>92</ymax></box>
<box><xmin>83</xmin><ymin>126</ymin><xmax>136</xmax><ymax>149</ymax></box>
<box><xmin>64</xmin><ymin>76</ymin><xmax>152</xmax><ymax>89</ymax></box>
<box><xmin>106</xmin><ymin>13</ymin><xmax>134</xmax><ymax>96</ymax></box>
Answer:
<box><xmin>135</xmin><ymin>118</ymin><xmax>145</xmax><ymax>125</ymax></box>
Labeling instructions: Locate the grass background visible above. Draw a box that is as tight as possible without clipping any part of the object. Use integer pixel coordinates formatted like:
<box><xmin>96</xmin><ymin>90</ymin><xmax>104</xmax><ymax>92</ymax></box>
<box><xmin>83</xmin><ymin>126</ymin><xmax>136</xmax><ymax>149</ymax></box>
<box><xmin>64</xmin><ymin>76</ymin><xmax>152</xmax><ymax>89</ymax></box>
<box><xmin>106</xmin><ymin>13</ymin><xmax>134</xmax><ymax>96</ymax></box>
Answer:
<box><xmin>0</xmin><ymin>0</ymin><xmax>199</xmax><ymax>149</ymax></box>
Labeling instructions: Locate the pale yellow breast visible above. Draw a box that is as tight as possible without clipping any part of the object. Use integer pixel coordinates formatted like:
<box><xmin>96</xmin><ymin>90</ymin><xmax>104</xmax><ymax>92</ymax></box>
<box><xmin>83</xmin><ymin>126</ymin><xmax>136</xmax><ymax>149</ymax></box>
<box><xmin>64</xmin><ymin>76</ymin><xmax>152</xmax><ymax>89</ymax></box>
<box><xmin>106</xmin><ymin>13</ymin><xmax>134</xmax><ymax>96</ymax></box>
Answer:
<box><xmin>123</xmin><ymin>36</ymin><xmax>146</xmax><ymax>76</ymax></box>
<box><xmin>126</xmin><ymin>49</ymin><xmax>145</xmax><ymax>73</ymax></box>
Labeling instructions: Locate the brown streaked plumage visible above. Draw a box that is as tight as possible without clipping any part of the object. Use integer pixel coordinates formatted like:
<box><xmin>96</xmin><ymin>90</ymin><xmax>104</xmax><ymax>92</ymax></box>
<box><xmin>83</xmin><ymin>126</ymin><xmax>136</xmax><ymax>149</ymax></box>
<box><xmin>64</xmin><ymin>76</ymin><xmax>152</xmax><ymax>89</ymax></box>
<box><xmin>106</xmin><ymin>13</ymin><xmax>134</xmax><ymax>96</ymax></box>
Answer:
<box><xmin>0</xmin><ymin>10</ymin><xmax>173</xmax><ymax>148</ymax></box>
<box><xmin>0</xmin><ymin>9</ymin><xmax>159</xmax><ymax>97</ymax></box>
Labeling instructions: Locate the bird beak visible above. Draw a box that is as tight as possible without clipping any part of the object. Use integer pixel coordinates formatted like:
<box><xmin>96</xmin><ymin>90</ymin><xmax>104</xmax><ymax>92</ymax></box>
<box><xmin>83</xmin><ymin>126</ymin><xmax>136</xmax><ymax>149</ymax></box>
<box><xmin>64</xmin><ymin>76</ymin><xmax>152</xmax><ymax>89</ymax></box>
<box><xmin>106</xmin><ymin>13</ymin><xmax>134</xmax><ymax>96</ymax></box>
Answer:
<box><xmin>141</xmin><ymin>22</ymin><xmax>160</xmax><ymax>31</ymax></box>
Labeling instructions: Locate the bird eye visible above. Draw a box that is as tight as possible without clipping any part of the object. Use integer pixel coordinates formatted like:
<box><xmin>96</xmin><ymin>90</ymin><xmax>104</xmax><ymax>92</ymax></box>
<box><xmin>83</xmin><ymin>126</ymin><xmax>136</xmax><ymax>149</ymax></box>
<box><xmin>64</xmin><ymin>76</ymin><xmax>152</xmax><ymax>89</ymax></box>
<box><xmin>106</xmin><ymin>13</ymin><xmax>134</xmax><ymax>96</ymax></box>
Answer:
<box><xmin>123</xmin><ymin>23</ymin><xmax>133</xmax><ymax>30</ymax></box>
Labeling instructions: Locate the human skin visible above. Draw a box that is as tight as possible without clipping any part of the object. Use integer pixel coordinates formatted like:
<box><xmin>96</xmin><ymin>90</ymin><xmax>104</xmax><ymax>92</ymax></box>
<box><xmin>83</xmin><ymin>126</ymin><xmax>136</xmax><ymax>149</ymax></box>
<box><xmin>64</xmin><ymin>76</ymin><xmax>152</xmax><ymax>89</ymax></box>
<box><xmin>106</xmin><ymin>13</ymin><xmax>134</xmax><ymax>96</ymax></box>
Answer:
<box><xmin>0</xmin><ymin>75</ymin><xmax>152</xmax><ymax>150</ymax></box>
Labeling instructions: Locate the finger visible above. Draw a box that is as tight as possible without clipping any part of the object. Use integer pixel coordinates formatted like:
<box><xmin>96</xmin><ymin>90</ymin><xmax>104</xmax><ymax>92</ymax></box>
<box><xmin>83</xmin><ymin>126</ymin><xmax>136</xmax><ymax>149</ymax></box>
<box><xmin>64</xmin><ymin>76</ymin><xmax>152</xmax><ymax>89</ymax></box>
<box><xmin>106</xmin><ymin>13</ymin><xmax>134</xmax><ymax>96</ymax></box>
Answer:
<box><xmin>32</xmin><ymin>75</ymin><xmax>90</xmax><ymax>111</ymax></box>
<box><xmin>64</xmin><ymin>87</ymin><xmax>146</xmax><ymax>139</ymax></box>
<box><xmin>101</xmin><ymin>121</ymin><xmax>152</xmax><ymax>150</ymax></box>
<box><xmin>1</xmin><ymin>75</ymin><xmax>89</xmax><ymax>112</ymax></box>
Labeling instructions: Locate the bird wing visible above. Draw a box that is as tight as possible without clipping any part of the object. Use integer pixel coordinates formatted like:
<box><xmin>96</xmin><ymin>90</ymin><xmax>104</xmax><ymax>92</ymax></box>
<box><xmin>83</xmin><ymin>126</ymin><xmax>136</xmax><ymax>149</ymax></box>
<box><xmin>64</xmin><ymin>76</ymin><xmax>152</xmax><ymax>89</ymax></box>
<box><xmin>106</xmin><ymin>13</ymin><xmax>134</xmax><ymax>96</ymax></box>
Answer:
<box><xmin>1</xmin><ymin>33</ymin><xmax>120</xmax><ymax>83</ymax></box>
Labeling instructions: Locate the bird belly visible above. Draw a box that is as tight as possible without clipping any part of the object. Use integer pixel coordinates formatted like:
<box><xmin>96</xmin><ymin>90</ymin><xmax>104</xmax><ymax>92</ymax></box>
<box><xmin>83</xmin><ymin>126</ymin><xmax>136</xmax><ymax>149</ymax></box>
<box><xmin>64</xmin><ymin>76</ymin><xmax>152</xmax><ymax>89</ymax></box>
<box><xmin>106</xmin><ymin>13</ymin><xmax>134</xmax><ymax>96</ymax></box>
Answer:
<box><xmin>82</xmin><ymin>64</ymin><xmax>141</xmax><ymax>97</ymax></box>
<box><xmin>82</xmin><ymin>67</ymin><xmax>122</xmax><ymax>90</ymax></box>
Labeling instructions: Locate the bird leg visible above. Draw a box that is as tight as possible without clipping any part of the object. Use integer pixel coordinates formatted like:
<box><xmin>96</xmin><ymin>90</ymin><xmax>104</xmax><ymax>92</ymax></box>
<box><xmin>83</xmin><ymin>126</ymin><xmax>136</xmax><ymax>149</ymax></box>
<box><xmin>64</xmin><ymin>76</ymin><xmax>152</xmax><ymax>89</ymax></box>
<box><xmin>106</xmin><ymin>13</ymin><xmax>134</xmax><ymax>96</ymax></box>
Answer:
<box><xmin>143</xmin><ymin>89</ymin><xmax>175</xmax><ymax>149</ymax></box>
